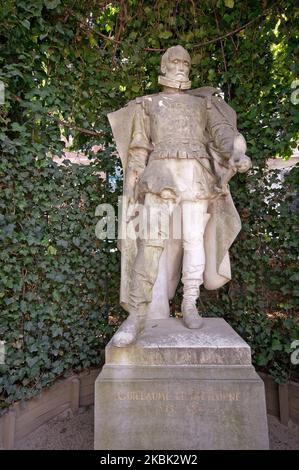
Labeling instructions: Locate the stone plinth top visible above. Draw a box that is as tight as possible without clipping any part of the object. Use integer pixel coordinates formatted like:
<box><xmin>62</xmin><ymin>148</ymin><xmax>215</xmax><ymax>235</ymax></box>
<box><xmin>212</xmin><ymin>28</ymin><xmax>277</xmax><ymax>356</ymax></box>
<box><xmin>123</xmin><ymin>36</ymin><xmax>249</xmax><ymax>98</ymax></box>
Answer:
<box><xmin>106</xmin><ymin>318</ymin><xmax>251</xmax><ymax>366</ymax></box>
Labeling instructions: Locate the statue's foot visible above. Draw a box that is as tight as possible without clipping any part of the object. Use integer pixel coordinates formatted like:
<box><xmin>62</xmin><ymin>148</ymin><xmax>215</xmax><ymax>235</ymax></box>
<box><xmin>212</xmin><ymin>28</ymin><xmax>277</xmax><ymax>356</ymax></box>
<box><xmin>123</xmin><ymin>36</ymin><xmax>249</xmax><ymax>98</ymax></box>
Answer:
<box><xmin>112</xmin><ymin>314</ymin><xmax>145</xmax><ymax>347</ymax></box>
<box><xmin>181</xmin><ymin>300</ymin><xmax>203</xmax><ymax>329</ymax></box>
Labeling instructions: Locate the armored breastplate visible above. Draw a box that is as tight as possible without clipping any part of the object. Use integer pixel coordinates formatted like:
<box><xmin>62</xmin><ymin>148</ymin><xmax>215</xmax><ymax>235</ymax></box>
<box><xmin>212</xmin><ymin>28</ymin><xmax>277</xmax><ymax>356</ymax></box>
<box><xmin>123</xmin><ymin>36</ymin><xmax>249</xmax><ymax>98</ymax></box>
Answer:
<box><xmin>145</xmin><ymin>93</ymin><xmax>209</xmax><ymax>159</ymax></box>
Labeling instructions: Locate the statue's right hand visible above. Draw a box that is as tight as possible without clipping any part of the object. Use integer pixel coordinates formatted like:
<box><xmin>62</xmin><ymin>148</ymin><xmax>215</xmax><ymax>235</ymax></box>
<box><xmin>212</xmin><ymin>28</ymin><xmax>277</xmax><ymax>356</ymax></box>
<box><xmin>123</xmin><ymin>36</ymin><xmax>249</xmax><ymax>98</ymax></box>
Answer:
<box><xmin>125</xmin><ymin>166</ymin><xmax>142</xmax><ymax>205</ymax></box>
<box><xmin>126</xmin><ymin>185</ymin><xmax>138</xmax><ymax>222</ymax></box>
<box><xmin>126</xmin><ymin>185</ymin><xmax>136</xmax><ymax>206</ymax></box>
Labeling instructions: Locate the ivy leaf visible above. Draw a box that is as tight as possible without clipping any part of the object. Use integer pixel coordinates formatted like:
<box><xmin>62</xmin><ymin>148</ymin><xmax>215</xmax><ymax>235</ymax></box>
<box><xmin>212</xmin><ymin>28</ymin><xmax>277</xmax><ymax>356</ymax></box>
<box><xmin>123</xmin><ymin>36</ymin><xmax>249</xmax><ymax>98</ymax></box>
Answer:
<box><xmin>47</xmin><ymin>246</ymin><xmax>57</xmax><ymax>255</ymax></box>
<box><xmin>158</xmin><ymin>31</ymin><xmax>173</xmax><ymax>40</ymax></box>
<box><xmin>256</xmin><ymin>353</ymin><xmax>270</xmax><ymax>366</ymax></box>
<box><xmin>51</xmin><ymin>325</ymin><xmax>63</xmax><ymax>337</ymax></box>
<box><xmin>44</xmin><ymin>0</ymin><xmax>61</xmax><ymax>10</ymax></box>
<box><xmin>224</xmin><ymin>0</ymin><xmax>234</xmax><ymax>8</ymax></box>
<box><xmin>21</xmin><ymin>20</ymin><xmax>30</xmax><ymax>30</ymax></box>
<box><xmin>271</xmin><ymin>339</ymin><xmax>283</xmax><ymax>351</ymax></box>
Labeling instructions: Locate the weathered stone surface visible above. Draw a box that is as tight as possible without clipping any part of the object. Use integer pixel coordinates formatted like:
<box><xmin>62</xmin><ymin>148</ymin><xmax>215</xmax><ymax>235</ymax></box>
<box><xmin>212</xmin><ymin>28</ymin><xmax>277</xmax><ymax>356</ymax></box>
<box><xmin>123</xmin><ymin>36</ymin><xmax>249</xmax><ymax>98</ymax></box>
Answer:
<box><xmin>106</xmin><ymin>318</ymin><xmax>251</xmax><ymax>366</ymax></box>
<box><xmin>94</xmin><ymin>318</ymin><xmax>269</xmax><ymax>450</ymax></box>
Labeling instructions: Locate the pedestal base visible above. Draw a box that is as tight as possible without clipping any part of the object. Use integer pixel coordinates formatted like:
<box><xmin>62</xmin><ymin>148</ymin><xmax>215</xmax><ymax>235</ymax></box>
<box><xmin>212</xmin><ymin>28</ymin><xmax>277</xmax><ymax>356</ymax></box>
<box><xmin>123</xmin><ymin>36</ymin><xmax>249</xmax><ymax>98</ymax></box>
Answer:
<box><xmin>94</xmin><ymin>318</ymin><xmax>269</xmax><ymax>450</ymax></box>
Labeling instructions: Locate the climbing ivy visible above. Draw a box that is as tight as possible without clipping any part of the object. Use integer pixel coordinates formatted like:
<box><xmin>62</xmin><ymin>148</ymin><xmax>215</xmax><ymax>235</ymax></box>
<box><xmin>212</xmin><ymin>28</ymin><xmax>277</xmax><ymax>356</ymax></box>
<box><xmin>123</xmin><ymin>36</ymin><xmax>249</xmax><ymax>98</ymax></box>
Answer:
<box><xmin>0</xmin><ymin>0</ymin><xmax>298</xmax><ymax>410</ymax></box>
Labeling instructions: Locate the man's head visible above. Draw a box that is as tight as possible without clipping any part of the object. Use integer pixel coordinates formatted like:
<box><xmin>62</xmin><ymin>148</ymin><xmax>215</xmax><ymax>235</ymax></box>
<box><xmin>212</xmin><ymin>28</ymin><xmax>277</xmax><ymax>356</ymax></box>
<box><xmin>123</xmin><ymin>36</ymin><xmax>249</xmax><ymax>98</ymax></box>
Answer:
<box><xmin>160</xmin><ymin>45</ymin><xmax>191</xmax><ymax>83</ymax></box>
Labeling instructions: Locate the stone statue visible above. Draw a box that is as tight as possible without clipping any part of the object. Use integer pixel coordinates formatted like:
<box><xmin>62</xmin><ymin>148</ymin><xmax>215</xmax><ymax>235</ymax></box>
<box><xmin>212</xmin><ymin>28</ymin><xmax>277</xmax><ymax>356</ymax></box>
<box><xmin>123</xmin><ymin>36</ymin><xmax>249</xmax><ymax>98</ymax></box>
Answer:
<box><xmin>108</xmin><ymin>45</ymin><xmax>251</xmax><ymax>347</ymax></box>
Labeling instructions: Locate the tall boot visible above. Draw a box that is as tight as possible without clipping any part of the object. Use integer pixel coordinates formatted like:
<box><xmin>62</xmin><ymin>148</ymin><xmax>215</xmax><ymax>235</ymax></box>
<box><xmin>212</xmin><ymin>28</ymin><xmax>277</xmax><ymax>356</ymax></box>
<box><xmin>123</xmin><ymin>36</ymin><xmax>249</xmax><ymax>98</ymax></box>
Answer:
<box><xmin>181</xmin><ymin>281</ymin><xmax>203</xmax><ymax>329</ymax></box>
<box><xmin>181</xmin><ymin>249</ymin><xmax>204</xmax><ymax>329</ymax></box>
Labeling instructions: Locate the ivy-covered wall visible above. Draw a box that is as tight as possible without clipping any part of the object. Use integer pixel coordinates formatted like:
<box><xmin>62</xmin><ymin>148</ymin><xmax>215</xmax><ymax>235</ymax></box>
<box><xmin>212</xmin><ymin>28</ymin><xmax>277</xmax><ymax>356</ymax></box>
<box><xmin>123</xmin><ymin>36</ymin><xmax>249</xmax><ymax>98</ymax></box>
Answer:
<box><xmin>0</xmin><ymin>0</ymin><xmax>298</xmax><ymax>410</ymax></box>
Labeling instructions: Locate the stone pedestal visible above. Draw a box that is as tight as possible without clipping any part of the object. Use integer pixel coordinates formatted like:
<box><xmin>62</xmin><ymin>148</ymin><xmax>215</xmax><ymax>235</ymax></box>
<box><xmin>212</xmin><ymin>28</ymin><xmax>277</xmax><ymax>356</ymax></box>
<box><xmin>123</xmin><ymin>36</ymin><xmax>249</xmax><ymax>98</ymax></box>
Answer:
<box><xmin>94</xmin><ymin>318</ymin><xmax>269</xmax><ymax>450</ymax></box>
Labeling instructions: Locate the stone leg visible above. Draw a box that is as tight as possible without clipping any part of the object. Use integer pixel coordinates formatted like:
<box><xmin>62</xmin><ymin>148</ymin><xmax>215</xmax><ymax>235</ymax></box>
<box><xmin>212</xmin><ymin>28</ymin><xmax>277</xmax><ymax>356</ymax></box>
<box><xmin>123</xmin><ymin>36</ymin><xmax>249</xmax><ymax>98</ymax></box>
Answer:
<box><xmin>129</xmin><ymin>193</ymin><xmax>175</xmax><ymax>313</ymax></box>
<box><xmin>113</xmin><ymin>194</ymin><xmax>173</xmax><ymax>347</ymax></box>
<box><xmin>181</xmin><ymin>200</ymin><xmax>210</xmax><ymax>328</ymax></box>
<box><xmin>146</xmin><ymin>248</ymin><xmax>170</xmax><ymax>320</ymax></box>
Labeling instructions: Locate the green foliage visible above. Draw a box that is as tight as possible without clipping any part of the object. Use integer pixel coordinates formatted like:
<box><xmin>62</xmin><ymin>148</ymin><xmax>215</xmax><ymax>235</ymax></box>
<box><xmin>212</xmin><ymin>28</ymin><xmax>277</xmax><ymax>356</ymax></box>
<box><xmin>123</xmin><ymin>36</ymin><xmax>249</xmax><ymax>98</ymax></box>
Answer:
<box><xmin>0</xmin><ymin>0</ymin><xmax>298</xmax><ymax>410</ymax></box>
<box><xmin>202</xmin><ymin>166</ymin><xmax>299</xmax><ymax>384</ymax></box>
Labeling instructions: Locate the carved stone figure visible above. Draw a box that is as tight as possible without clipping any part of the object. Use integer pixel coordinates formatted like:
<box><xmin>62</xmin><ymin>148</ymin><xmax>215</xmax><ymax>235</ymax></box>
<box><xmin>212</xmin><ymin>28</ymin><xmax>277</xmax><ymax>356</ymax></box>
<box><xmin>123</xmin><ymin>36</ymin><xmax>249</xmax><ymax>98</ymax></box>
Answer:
<box><xmin>108</xmin><ymin>45</ymin><xmax>251</xmax><ymax>347</ymax></box>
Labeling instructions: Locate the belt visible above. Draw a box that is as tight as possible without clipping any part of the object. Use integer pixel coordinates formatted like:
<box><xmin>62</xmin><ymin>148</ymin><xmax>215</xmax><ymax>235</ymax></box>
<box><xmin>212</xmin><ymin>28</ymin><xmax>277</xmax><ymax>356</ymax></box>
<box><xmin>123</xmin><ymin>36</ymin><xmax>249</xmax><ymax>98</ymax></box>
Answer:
<box><xmin>148</xmin><ymin>152</ymin><xmax>217</xmax><ymax>181</ymax></box>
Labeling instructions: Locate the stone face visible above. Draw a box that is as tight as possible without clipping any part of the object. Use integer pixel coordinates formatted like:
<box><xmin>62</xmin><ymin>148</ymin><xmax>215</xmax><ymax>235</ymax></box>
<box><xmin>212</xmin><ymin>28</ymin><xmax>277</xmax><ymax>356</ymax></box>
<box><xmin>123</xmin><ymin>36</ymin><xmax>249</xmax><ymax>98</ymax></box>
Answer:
<box><xmin>94</xmin><ymin>318</ymin><xmax>269</xmax><ymax>450</ymax></box>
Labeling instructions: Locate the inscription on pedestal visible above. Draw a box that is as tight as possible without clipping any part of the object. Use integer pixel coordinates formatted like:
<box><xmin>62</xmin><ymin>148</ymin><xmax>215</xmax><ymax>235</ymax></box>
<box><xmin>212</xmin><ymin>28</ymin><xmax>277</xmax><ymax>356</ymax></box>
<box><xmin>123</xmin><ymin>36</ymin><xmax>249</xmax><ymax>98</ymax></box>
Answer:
<box><xmin>112</xmin><ymin>388</ymin><xmax>242</xmax><ymax>417</ymax></box>
<box><xmin>114</xmin><ymin>390</ymin><xmax>241</xmax><ymax>402</ymax></box>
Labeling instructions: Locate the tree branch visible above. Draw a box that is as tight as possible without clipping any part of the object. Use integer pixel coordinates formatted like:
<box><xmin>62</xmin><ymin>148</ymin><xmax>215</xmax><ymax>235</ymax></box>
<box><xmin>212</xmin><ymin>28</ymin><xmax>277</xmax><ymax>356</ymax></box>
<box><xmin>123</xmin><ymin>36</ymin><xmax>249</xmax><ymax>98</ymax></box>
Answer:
<box><xmin>193</xmin><ymin>13</ymin><xmax>268</xmax><ymax>49</ymax></box>
<box><xmin>48</xmin><ymin>115</ymin><xmax>105</xmax><ymax>137</ymax></box>
<box><xmin>72</xmin><ymin>1</ymin><xmax>278</xmax><ymax>59</ymax></box>
<box><xmin>13</xmin><ymin>94</ymin><xmax>105</xmax><ymax>137</ymax></box>
<box><xmin>99</xmin><ymin>6</ymin><xmax>276</xmax><ymax>53</ymax></box>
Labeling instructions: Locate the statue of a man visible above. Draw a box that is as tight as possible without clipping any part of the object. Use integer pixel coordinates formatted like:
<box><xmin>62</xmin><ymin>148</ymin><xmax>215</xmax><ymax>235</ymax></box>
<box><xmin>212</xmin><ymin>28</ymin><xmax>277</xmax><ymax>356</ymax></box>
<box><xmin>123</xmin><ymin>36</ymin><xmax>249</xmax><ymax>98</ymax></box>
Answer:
<box><xmin>108</xmin><ymin>45</ymin><xmax>251</xmax><ymax>347</ymax></box>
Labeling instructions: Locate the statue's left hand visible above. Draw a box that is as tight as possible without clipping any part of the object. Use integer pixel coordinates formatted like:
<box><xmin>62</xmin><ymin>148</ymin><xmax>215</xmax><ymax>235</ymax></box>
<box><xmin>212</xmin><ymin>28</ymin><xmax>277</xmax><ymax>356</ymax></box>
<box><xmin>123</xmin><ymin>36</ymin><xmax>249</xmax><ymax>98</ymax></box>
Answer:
<box><xmin>231</xmin><ymin>134</ymin><xmax>252</xmax><ymax>173</ymax></box>
<box><xmin>234</xmin><ymin>155</ymin><xmax>252</xmax><ymax>173</ymax></box>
